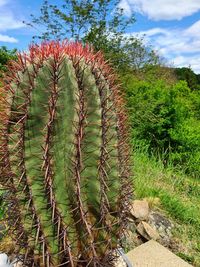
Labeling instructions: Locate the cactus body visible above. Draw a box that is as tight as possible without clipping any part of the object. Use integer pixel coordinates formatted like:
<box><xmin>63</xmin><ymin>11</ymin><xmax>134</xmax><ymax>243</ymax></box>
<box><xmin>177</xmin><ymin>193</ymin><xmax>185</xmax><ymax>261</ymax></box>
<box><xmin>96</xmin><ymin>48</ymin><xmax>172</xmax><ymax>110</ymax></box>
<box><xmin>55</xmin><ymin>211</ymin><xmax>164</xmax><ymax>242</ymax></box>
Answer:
<box><xmin>1</xmin><ymin>41</ymin><xmax>132</xmax><ymax>267</ymax></box>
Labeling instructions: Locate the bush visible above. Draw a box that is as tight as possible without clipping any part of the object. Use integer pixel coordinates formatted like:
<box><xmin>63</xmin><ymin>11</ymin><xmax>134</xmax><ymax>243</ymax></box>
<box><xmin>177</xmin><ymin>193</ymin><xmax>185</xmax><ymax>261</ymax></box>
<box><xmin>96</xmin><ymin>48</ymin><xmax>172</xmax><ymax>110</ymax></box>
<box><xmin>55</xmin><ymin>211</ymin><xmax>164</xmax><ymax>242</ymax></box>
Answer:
<box><xmin>0</xmin><ymin>46</ymin><xmax>17</xmax><ymax>76</ymax></box>
<box><xmin>123</xmin><ymin>74</ymin><xmax>200</xmax><ymax>176</ymax></box>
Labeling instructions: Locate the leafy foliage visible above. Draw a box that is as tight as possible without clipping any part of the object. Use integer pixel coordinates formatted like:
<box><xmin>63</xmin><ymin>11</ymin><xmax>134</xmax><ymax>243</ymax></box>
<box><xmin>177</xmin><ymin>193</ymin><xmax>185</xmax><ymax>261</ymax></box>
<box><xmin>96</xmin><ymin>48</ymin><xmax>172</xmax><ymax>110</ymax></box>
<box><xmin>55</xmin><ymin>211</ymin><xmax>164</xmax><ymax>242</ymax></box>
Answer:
<box><xmin>27</xmin><ymin>0</ymin><xmax>160</xmax><ymax>72</ymax></box>
<box><xmin>0</xmin><ymin>46</ymin><xmax>17</xmax><ymax>76</ymax></box>
<box><xmin>123</xmin><ymin>74</ymin><xmax>200</xmax><ymax>176</ymax></box>
<box><xmin>29</xmin><ymin>0</ymin><xmax>134</xmax><ymax>42</ymax></box>
<box><xmin>175</xmin><ymin>67</ymin><xmax>200</xmax><ymax>91</ymax></box>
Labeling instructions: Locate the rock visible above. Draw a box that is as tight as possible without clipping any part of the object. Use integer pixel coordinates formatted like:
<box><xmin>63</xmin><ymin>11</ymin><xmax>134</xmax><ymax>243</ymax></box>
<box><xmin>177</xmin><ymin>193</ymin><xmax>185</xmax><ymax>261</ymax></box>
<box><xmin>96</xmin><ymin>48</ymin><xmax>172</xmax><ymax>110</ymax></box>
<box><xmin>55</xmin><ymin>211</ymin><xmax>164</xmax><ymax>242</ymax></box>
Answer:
<box><xmin>136</xmin><ymin>221</ymin><xmax>160</xmax><ymax>241</ymax></box>
<box><xmin>148</xmin><ymin>211</ymin><xmax>174</xmax><ymax>246</ymax></box>
<box><xmin>126</xmin><ymin>240</ymin><xmax>193</xmax><ymax>267</ymax></box>
<box><xmin>113</xmin><ymin>248</ymin><xmax>133</xmax><ymax>267</ymax></box>
<box><xmin>130</xmin><ymin>200</ymin><xmax>149</xmax><ymax>221</ymax></box>
<box><xmin>123</xmin><ymin>230</ymin><xmax>143</xmax><ymax>251</ymax></box>
<box><xmin>148</xmin><ymin>211</ymin><xmax>173</xmax><ymax>231</ymax></box>
<box><xmin>113</xmin><ymin>255</ymin><xmax>127</xmax><ymax>267</ymax></box>
<box><xmin>121</xmin><ymin>221</ymin><xmax>143</xmax><ymax>251</ymax></box>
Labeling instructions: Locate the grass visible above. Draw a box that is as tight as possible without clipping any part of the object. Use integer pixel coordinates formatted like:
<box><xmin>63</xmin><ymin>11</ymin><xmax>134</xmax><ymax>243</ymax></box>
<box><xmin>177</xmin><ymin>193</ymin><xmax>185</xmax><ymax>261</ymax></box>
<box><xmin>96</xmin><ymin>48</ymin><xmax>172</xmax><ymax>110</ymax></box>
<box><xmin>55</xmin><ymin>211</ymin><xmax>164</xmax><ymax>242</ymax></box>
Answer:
<box><xmin>133</xmin><ymin>147</ymin><xmax>200</xmax><ymax>266</ymax></box>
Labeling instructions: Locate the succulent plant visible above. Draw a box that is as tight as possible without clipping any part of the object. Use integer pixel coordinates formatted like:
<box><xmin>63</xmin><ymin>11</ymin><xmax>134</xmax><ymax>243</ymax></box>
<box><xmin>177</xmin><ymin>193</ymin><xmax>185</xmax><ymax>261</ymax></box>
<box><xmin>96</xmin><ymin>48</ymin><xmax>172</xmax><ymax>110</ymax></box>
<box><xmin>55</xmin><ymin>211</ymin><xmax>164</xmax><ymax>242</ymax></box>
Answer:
<box><xmin>0</xmin><ymin>41</ymin><xmax>132</xmax><ymax>267</ymax></box>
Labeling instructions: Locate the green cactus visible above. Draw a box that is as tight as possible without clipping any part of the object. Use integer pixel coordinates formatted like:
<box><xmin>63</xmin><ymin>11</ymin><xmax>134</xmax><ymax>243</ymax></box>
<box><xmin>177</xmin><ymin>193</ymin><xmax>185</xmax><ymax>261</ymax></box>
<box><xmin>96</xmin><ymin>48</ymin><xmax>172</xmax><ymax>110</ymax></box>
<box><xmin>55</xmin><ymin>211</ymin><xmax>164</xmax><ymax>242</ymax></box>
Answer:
<box><xmin>0</xmin><ymin>41</ymin><xmax>132</xmax><ymax>267</ymax></box>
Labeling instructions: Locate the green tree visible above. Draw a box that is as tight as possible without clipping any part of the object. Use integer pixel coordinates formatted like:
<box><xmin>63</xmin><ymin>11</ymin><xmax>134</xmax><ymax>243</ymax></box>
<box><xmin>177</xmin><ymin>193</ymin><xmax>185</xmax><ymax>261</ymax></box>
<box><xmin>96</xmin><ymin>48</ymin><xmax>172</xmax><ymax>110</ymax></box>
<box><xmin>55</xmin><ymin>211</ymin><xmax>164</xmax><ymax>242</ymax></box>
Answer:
<box><xmin>175</xmin><ymin>67</ymin><xmax>200</xmax><ymax>90</ymax></box>
<box><xmin>27</xmin><ymin>0</ymin><xmax>159</xmax><ymax>72</ymax></box>
<box><xmin>29</xmin><ymin>0</ymin><xmax>134</xmax><ymax>42</ymax></box>
<box><xmin>123</xmin><ymin>74</ymin><xmax>200</xmax><ymax>176</ymax></box>
<box><xmin>0</xmin><ymin>46</ymin><xmax>17</xmax><ymax>76</ymax></box>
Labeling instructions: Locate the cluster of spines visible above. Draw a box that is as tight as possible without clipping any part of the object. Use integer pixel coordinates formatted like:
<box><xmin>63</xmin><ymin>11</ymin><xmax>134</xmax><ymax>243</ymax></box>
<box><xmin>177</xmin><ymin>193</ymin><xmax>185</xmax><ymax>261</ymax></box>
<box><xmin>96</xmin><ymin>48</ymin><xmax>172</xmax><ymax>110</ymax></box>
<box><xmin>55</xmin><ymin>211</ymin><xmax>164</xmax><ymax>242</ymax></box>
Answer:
<box><xmin>0</xmin><ymin>41</ymin><xmax>133</xmax><ymax>267</ymax></box>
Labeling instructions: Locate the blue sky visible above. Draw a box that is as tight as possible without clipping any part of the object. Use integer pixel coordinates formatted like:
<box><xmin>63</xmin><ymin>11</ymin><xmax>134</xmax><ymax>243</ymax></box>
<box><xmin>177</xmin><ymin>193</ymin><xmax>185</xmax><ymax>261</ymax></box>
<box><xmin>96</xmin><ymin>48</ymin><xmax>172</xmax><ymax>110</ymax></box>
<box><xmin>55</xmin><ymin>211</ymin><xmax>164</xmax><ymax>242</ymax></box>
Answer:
<box><xmin>1</xmin><ymin>0</ymin><xmax>200</xmax><ymax>73</ymax></box>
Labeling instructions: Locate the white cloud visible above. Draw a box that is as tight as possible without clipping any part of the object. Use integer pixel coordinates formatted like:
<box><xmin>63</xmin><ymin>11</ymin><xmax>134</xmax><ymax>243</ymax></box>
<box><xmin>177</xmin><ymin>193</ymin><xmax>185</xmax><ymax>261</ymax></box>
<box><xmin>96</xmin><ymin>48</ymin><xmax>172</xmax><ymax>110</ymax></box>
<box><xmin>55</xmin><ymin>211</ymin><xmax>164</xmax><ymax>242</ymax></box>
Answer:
<box><xmin>118</xmin><ymin>0</ymin><xmax>132</xmax><ymax>16</ymax></box>
<box><xmin>0</xmin><ymin>33</ymin><xmax>18</xmax><ymax>43</ymax></box>
<box><xmin>0</xmin><ymin>0</ymin><xmax>25</xmax><ymax>43</ymax></box>
<box><xmin>131</xmin><ymin>20</ymin><xmax>200</xmax><ymax>73</ymax></box>
<box><xmin>0</xmin><ymin>15</ymin><xmax>24</xmax><ymax>31</ymax></box>
<box><xmin>185</xmin><ymin>20</ymin><xmax>200</xmax><ymax>36</ymax></box>
<box><xmin>119</xmin><ymin>0</ymin><xmax>200</xmax><ymax>20</ymax></box>
<box><xmin>173</xmin><ymin>55</ymin><xmax>200</xmax><ymax>74</ymax></box>
<box><xmin>0</xmin><ymin>0</ymin><xmax>9</xmax><ymax>7</ymax></box>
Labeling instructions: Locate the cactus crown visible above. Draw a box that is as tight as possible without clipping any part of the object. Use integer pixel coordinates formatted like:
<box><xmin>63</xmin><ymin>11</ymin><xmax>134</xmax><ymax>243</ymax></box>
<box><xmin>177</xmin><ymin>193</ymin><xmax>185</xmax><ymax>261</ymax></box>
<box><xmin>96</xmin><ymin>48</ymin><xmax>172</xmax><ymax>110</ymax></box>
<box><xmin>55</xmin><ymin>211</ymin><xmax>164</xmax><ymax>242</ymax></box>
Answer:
<box><xmin>1</xmin><ymin>41</ymin><xmax>132</xmax><ymax>267</ymax></box>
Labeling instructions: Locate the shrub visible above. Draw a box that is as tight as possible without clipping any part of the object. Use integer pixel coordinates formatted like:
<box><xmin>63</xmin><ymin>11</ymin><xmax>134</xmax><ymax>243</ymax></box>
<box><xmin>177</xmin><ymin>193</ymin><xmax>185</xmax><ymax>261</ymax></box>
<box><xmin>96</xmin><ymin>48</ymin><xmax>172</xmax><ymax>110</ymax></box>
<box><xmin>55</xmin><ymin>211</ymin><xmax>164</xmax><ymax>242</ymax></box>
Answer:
<box><xmin>123</xmin><ymin>75</ymin><xmax>200</xmax><ymax>176</ymax></box>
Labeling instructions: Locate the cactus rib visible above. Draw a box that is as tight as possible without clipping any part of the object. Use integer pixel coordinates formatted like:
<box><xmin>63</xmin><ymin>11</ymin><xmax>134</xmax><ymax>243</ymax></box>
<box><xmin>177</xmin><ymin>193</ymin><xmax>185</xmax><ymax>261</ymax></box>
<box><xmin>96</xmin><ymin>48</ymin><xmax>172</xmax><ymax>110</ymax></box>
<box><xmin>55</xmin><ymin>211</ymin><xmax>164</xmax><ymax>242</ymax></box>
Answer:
<box><xmin>0</xmin><ymin>41</ymin><xmax>133</xmax><ymax>267</ymax></box>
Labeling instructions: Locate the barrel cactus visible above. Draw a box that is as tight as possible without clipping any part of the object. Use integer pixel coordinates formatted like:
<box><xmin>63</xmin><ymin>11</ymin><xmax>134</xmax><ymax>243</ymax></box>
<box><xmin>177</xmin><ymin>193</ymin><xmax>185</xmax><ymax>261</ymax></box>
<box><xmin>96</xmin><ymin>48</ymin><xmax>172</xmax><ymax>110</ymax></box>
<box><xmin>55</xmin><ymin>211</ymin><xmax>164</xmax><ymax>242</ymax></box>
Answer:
<box><xmin>0</xmin><ymin>41</ymin><xmax>132</xmax><ymax>267</ymax></box>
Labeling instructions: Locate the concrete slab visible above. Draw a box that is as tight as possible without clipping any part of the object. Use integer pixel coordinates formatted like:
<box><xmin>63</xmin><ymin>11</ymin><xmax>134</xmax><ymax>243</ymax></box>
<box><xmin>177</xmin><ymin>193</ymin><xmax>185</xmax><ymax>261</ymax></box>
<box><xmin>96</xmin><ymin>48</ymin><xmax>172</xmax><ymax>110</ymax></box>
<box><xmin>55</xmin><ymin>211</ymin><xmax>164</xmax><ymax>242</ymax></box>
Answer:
<box><xmin>126</xmin><ymin>240</ymin><xmax>193</xmax><ymax>267</ymax></box>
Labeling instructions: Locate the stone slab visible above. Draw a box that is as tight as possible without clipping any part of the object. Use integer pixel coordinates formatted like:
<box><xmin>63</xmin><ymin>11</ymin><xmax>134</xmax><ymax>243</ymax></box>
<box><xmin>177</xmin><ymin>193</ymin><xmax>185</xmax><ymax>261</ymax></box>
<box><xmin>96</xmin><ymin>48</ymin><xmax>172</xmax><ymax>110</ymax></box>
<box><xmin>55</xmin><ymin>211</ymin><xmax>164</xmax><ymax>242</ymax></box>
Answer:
<box><xmin>126</xmin><ymin>240</ymin><xmax>193</xmax><ymax>267</ymax></box>
<box><xmin>130</xmin><ymin>200</ymin><xmax>149</xmax><ymax>221</ymax></box>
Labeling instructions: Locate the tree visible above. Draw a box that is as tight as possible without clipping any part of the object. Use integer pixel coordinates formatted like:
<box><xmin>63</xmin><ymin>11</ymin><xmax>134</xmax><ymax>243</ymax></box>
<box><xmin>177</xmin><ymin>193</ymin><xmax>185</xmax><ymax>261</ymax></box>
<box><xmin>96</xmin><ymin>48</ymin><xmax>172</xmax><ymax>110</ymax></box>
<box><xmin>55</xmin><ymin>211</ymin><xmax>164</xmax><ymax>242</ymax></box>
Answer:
<box><xmin>27</xmin><ymin>0</ymin><xmax>159</xmax><ymax>72</ymax></box>
<box><xmin>0</xmin><ymin>46</ymin><xmax>17</xmax><ymax>76</ymax></box>
<box><xmin>123</xmin><ymin>73</ymin><xmax>200</xmax><ymax>176</ymax></box>
<box><xmin>175</xmin><ymin>67</ymin><xmax>200</xmax><ymax>90</ymax></box>
<box><xmin>28</xmin><ymin>0</ymin><xmax>134</xmax><ymax>42</ymax></box>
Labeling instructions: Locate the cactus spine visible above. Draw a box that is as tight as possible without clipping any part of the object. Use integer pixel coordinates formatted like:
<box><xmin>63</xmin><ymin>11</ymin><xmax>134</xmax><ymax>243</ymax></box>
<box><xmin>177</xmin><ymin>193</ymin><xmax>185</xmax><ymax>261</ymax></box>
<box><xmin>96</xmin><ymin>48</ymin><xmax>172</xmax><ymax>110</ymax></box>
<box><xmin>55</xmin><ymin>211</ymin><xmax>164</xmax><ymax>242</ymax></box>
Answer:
<box><xmin>1</xmin><ymin>41</ymin><xmax>132</xmax><ymax>267</ymax></box>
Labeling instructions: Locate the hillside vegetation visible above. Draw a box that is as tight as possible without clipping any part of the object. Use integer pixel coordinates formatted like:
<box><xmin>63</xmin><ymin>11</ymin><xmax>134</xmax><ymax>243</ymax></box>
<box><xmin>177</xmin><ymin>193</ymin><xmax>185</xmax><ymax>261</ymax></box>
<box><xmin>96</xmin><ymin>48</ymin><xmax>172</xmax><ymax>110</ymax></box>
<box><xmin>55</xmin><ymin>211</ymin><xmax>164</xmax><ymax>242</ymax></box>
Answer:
<box><xmin>122</xmin><ymin>69</ymin><xmax>200</xmax><ymax>177</ymax></box>
<box><xmin>120</xmin><ymin>67</ymin><xmax>200</xmax><ymax>266</ymax></box>
<box><xmin>134</xmin><ymin>148</ymin><xmax>200</xmax><ymax>266</ymax></box>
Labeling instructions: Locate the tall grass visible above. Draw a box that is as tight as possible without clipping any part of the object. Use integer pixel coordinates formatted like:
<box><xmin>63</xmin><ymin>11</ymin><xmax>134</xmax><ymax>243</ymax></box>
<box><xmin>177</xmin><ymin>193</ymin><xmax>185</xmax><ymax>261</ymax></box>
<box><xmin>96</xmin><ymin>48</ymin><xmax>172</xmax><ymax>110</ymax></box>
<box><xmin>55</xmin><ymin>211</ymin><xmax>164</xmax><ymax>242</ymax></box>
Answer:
<box><xmin>133</xmin><ymin>144</ymin><xmax>200</xmax><ymax>266</ymax></box>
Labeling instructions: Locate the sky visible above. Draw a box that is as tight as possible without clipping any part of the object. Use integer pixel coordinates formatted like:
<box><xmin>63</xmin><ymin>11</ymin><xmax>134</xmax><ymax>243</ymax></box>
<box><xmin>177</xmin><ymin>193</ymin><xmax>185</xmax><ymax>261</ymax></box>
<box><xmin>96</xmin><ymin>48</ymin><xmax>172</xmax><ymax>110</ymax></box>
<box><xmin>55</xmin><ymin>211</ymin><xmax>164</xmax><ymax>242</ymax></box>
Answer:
<box><xmin>0</xmin><ymin>0</ymin><xmax>200</xmax><ymax>73</ymax></box>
